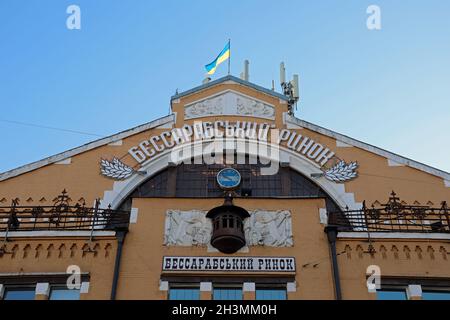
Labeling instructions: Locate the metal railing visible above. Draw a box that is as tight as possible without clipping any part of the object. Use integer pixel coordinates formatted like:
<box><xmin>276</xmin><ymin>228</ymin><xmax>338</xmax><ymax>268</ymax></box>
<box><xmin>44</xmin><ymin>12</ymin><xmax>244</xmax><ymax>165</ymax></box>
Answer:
<box><xmin>328</xmin><ymin>191</ymin><xmax>449</xmax><ymax>233</ymax></box>
<box><xmin>0</xmin><ymin>189</ymin><xmax>130</xmax><ymax>233</ymax></box>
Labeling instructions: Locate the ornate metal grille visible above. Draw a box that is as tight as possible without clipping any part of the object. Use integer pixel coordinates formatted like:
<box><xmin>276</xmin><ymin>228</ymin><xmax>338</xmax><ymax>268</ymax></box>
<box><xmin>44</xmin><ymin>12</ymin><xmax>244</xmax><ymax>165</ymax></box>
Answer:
<box><xmin>328</xmin><ymin>191</ymin><xmax>449</xmax><ymax>233</ymax></box>
<box><xmin>0</xmin><ymin>190</ymin><xmax>130</xmax><ymax>233</ymax></box>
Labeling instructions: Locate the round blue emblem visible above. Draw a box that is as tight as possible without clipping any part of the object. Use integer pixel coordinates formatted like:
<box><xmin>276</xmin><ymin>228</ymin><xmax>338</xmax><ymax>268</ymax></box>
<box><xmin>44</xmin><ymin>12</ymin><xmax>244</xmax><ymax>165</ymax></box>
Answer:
<box><xmin>217</xmin><ymin>168</ymin><xmax>241</xmax><ymax>190</ymax></box>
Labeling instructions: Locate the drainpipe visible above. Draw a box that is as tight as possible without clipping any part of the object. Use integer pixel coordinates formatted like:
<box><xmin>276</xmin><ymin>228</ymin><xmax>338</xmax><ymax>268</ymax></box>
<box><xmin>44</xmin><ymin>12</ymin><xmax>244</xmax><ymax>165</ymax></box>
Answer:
<box><xmin>111</xmin><ymin>230</ymin><xmax>127</xmax><ymax>300</ymax></box>
<box><xmin>324</xmin><ymin>226</ymin><xmax>342</xmax><ymax>300</ymax></box>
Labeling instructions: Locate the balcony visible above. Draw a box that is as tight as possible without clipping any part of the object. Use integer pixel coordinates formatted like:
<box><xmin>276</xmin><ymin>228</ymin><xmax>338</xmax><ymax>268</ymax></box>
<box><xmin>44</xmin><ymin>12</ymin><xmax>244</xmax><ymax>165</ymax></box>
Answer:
<box><xmin>328</xmin><ymin>191</ymin><xmax>449</xmax><ymax>233</ymax></box>
<box><xmin>0</xmin><ymin>189</ymin><xmax>130</xmax><ymax>233</ymax></box>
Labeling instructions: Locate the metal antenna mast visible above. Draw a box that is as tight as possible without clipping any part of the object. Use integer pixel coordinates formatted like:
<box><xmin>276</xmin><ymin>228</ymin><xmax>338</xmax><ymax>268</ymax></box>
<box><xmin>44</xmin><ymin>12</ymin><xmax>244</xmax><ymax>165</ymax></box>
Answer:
<box><xmin>280</xmin><ymin>62</ymin><xmax>300</xmax><ymax>115</ymax></box>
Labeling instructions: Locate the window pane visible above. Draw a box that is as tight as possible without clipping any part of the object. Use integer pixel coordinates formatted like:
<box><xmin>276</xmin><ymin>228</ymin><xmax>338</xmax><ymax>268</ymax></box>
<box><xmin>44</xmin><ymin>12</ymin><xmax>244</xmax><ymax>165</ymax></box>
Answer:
<box><xmin>256</xmin><ymin>289</ymin><xmax>287</xmax><ymax>300</ymax></box>
<box><xmin>376</xmin><ymin>290</ymin><xmax>407</xmax><ymax>300</ymax></box>
<box><xmin>4</xmin><ymin>288</ymin><xmax>35</xmax><ymax>300</ymax></box>
<box><xmin>169</xmin><ymin>288</ymin><xmax>200</xmax><ymax>300</ymax></box>
<box><xmin>49</xmin><ymin>288</ymin><xmax>80</xmax><ymax>300</ymax></box>
<box><xmin>213</xmin><ymin>288</ymin><xmax>242</xmax><ymax>300</ymax></box>
<box><xmin>423</xmin><ymin>292</ymin><xmax>450</xmax><ymax>300</ymax></box>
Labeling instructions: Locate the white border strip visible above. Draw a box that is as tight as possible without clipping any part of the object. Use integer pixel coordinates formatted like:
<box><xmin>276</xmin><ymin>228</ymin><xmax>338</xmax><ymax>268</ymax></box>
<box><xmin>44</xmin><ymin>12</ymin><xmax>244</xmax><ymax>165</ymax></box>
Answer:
<box><xmin>285</xmin><ymin>115</ymin><xmax>450</xmax><ymax>181</ymax></box>
<box><xmin>0</xmin><ymin>114</ymin><xmax>175</xmax><ymax>182</ymax></box>
<box><xmin>338</xmin><ymin>232</ymin><xmax>450</xmax><ymax>240</ymax></box>
<box><xmin>0</xmin><ymin>230</ymin><xmax>116</xmax><ymax>238</ymax></box>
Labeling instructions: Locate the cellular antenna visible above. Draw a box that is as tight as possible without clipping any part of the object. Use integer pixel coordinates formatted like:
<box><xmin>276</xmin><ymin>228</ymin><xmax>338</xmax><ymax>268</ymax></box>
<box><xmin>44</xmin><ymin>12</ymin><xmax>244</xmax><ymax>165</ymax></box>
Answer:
<box><xmin>280</xmin><ymin>62</ymin><xmax>300</xmax><ymax>115</ymax></box>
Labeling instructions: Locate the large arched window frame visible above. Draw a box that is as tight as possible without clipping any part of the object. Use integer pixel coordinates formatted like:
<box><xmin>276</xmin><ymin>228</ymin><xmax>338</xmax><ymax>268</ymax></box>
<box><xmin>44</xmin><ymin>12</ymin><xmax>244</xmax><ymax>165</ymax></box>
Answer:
<box><xmin>118</xmin><ymin>159</ymin><xmax>342</xmax><ymax>214</ymax></box>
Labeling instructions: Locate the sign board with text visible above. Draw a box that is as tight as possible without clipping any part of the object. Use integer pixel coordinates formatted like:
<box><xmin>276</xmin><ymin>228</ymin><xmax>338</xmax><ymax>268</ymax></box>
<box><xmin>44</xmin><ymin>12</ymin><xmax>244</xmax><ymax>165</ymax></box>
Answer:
<box><xmin>162</xmin><ymin>256</ymin><xmax>296</xmax><ymax>272</ymax></box>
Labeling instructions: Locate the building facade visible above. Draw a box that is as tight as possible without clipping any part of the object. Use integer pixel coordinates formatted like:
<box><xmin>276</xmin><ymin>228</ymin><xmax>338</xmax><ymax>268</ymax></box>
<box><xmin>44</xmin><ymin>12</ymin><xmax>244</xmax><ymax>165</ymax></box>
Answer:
<box><xmin>0</xmin><ymin>75</ymin><xmax>449</xmax><ymax>300</ymax></box>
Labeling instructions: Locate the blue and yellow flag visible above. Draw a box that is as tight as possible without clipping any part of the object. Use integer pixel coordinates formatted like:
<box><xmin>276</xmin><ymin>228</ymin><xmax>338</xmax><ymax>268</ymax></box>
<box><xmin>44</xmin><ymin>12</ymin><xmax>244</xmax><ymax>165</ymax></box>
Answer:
<box><xmin>205</xmin><ymin>41</ymin><xmax>230</xmax><ymax>75</ymax></box>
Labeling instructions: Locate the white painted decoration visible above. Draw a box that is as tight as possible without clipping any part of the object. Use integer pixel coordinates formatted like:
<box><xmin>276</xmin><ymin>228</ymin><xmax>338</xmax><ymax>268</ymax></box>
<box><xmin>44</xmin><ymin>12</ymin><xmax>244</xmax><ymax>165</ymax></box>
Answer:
<box><xmin>184</xmin><ymin>91</ymin><xmax>275</xmax><ymax>120</ymax></box>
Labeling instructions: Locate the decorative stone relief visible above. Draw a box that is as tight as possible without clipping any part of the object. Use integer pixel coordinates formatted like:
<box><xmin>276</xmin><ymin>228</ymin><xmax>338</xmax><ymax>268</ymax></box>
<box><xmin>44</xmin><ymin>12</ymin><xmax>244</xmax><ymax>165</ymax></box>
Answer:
<box><xmin>184</xmin><ymin>98</ymin><xmax>224</xmax><ymax>119</ymax></box>
<box><xmin>244</xmin><ymin>210</ymin><xmax>293</xmax><ymax>247</ymax></box>
<box><xmin>164</xmin><ymin>210</ymin><xmax>211</xmax><ymax>246</ymax></box>
<box><xmin>184</xmin><ymin>91</ymin><xmax>275</xmax><ymax>120</ymax></box>
<box><xmin>163</xmin><ymin>209</ymin><xmax>293</xmax><ymax>247</ymax></box>
<box><xmin>236</xmin><ymin>97</ymin><xmax>274</xmax><ymax>118</ymax></box>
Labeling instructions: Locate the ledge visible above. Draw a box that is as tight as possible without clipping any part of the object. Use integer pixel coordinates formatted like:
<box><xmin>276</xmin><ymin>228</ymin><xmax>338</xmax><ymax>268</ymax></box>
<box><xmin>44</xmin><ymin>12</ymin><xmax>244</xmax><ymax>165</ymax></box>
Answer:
<box><xmin>0</xmin><ymin>230</ymin><xmax>116</xmax><ymax>238</ymax></box>
<box><xmin>337</xmin><ymin>232</ymin><xmax>450</xmax><ymax>240</ymax></box>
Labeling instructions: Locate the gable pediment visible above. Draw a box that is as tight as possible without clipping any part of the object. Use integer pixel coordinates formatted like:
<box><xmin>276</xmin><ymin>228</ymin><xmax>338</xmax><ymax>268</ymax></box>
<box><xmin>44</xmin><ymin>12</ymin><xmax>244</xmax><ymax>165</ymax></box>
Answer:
<box><xmin>184</xmin><ymin>90</ymin><xmax>275</xmax><ymax>120</ymax></box>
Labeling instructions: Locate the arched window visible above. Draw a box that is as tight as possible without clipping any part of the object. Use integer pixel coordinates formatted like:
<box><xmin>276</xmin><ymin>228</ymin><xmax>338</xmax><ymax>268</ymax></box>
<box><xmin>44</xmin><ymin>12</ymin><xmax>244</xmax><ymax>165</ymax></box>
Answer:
<box><xmin>118</xmin><ymin>159</ymin><xmax>341</xmax><ymax>214</ymax></box>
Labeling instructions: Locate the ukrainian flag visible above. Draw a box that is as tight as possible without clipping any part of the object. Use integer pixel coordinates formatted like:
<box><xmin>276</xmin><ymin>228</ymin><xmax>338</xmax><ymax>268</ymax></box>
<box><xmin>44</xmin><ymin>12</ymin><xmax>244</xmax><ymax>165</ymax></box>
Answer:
<box><xmin>205</xmin><ymin>41</ymin><xmax>230</xmax><ymax>75</ymax></box>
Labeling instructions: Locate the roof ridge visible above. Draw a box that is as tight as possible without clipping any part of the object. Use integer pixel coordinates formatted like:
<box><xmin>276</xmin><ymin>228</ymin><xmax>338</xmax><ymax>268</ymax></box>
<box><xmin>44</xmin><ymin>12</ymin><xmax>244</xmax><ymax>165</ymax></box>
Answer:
<box><xmin>286</xmin><ymin>115</ymin><xmax>450</xmax><ymax>180</ymax></box>
<box><xmin>171</xmin><ymin>75</ymin><xmax>289</xmax><ymax>102</ymax></box>
<box><xmin>0</xmin><ymin>114</ymin><xmax>175</xmax><ymax>181</ymax></box>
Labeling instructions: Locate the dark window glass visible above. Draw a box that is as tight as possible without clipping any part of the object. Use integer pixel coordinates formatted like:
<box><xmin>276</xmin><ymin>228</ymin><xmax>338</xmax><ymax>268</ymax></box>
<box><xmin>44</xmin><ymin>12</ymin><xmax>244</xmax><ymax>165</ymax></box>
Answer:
<box><xmin>169</xmin><ymin>288</ymin><xmax>200</xmax><ymax>300</ymax></box>
<box><xmin>129</xmin><ymin>169</ymin><xmax>168</xmax><ymax>198</ymax></box>
<box><xmin>49</xmin><ymin>288</ymin><xmax>80</xmax><ymax>300</ymax></box>
<box><xmin>376</xmin><ymin>290</ymin><xmax>407</xmax><ymax>300</ymax></box>
<box><xmin>4</xmin><ymin>287</ymin><xmax>35</xmax><ymax>300</ymax></box>
<box><xmin>256</xmin><ymin>289</ymin><xmax>287</xmax><ymax>300</ymax></box>
<box><xmin>423</xmin><ymin>291</ymin><xmax>450</xmax><ymax>300</ymax></box>
<box><xmin>117</xmin><ymin>158</ymin><xmax>343</xmax><ymax>218</ymax></box>
<box><xmin>213</xmin><ymin>288</ymin><xmax>242</xmax><ymax>300</ymax></box>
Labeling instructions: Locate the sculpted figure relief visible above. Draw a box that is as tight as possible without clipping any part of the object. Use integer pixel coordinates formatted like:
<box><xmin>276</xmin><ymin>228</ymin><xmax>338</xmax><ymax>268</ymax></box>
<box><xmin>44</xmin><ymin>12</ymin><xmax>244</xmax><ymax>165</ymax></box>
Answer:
<box><xmin>236</xmin><ymin>97</ymin><xmax>275</xmax><ymax>118</ymax></box>
<box><xmin>164</xmin><ymin>210</ymin><xmax>211</xmax><ymax>246</ymax></box>
<box><xmin>164</xmin><ymin>209</ymin><xmax>293</xmax><ymax>247</ymax></box>
<box><xmin>244</xmin><ymin>210</ymin><xmax>293</xmax><ymax>247</ymax></box>
<box><xmin>185</xmin><ymin>98</ymin><xmax>223</xmax><ymax>119</ymax></box>
<box><xmin>184</xmin><ymin>92</ymin><xmax>275</xmax><ymax>120</ymax></box>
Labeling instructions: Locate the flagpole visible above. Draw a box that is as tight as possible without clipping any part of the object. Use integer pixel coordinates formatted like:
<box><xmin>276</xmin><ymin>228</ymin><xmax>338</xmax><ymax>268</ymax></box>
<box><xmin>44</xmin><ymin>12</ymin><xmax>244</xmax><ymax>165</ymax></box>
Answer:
<box><xmin>228</xmin><ymin>39</ymin><xmax>231</xmax><ymax>75</ymax></box>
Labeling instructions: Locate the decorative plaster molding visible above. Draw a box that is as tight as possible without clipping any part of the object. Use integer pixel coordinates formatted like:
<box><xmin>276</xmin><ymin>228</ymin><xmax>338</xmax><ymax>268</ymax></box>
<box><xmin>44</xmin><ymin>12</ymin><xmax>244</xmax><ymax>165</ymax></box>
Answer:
<box><xmin>163</xmin><ymin>209</ymin><xmax>293</xmax><ymax>247</ymax></box>
<box><xmin>319</xmin><ymin>208</ymin><xmax>328</xmax><ymax>225</ymax></box>
<box><xmin>185</xmin><ymin>97</ymin><xmax>223</xmax><ymax>119</ymax></box>
<box><xmin>236</xmin><ymin>96</ymin><xmax>274</xmax><ymax>119</ymax></box>
<box><xmin>164</xmin><ymin>210</ymin><xmax>211</xmax><ymax>246</ymax></box>
<box><xmin>130</xmin><ymin>208</ymin><xmax>139</xmax><ymax>224</ymax></box>
<box><xmin>184</xmin><ymin>90</ymin><xmax>275</xmax><ymax>120</ymax></box>
<box><xmin>244</xmin><ymin>210</ymin><xmax>293</xmax><ymax>247</ymax></box>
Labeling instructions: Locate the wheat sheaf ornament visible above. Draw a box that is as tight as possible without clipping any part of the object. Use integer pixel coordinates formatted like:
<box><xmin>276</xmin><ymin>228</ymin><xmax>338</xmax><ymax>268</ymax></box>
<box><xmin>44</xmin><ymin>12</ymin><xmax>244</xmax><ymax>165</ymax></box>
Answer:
<box><xmin>324</xmin><ymin>160</ymin><xmax>358</xmax><ymax>182</ymax></box>
<box><xmin>100</xmin><ymin>158</ymin><xmax>135</xmax><ymax>180</ymax></box>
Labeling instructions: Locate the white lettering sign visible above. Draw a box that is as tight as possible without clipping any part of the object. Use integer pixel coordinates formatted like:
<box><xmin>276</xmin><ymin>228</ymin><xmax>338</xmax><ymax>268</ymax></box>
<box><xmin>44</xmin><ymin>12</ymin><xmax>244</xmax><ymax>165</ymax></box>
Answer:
<box><xmin>162</xmin><ymin>256</ymin><xmax>296</xmax><ymax>272</ymax></box>
<box><xmin>128</xmin><ymin>121</ymin><xmax>335</xmax><ymax>167</ymax></box>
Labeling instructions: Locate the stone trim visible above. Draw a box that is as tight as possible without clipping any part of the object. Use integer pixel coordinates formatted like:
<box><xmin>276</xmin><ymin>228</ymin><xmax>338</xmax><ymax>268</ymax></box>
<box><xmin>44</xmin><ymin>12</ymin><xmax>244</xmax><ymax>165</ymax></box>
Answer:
<box><xmin>35</xmin><ymin>282</ymin><xmax>50</xmax><ymax>297</ymax></box>
<box><xmin>0</xmin><ymin>114</ymin><xmax>175</xmax><ymax>181</ymax></box>
<box><xmin>406</xmin><ymin>284</ymin><xmax>422</xmax><ymax>300</ymax></box>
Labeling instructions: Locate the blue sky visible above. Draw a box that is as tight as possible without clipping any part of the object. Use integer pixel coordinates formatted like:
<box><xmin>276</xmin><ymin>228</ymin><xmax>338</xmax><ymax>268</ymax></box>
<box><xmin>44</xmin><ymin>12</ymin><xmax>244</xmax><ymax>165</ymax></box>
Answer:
<box><xmin>0</xmin><ymin>1</ymin><xmax>449</xmax><ymax>173</ymax></box>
